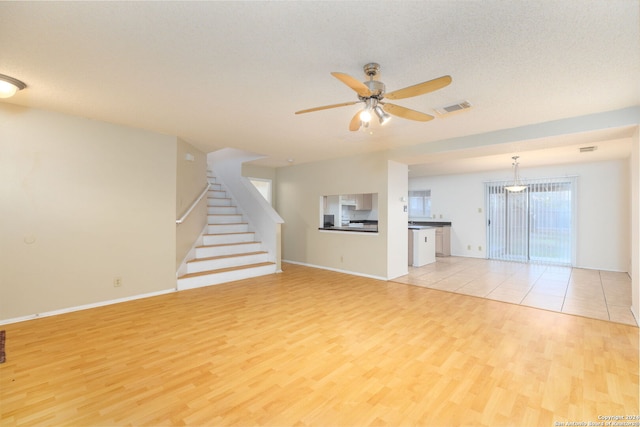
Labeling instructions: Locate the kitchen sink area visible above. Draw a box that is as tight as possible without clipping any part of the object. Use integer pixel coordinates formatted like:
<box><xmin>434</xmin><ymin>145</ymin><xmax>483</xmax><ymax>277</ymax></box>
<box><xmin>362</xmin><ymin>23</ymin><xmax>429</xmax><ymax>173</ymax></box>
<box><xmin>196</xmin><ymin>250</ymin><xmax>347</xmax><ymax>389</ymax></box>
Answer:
<box><xmin>320</xmin><ymin>220</ymin><xmax>379</xmax><ymax>233</ymax></box>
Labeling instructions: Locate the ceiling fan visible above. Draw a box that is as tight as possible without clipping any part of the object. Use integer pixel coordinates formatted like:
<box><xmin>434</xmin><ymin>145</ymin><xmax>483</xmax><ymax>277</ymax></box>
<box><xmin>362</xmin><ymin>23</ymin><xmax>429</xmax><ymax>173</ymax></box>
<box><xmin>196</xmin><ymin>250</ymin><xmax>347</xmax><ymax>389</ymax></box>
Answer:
<box><xmin>295</xmin><ymin>63</ymin><xmax>452</xmax><ymax>131</ymax></box>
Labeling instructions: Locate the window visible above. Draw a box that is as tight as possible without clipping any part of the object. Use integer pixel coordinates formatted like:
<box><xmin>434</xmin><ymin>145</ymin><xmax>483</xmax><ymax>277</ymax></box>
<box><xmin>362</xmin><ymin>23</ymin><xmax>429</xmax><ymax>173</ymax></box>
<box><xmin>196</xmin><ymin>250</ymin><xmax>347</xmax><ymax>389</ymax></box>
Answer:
<box><xmin>409</xmin><ymin>190</ymin><xmax>431</xmax><ymax>218</ymax></box>
<box><xmin>486</xmin><ymin>178</ymin><xmax>575</xmax><ymax>265</ymax></box>
<box><xmin>249</xmin><ymin>178</ymin><xmax>272</xmax><ymax>204</ymax></box>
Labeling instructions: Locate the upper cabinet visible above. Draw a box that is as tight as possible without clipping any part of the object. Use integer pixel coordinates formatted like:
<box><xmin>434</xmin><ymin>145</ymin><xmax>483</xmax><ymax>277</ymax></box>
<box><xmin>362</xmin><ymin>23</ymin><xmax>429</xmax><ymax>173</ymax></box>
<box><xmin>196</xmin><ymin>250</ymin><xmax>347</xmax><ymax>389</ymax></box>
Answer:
<box><xmin>355</xmin><ymin>193</ymin><xmax>372</xmax><ymax>211</ymax></box>
<box><xmin>339</xmin><ymin>194</ymin><xmax>356</xmax><ymax>206</ymax></box>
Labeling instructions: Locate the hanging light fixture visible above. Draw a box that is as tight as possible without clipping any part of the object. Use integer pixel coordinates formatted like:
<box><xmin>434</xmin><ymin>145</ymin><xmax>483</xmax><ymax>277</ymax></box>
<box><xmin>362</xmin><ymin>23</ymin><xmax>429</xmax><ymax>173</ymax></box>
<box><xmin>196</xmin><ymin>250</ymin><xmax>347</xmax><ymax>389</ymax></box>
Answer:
<box><xmin>504</xmin><ymin>156</ymin><xmax>527</xmax><ymax>192</ymax></box>
<box><xmin>0</xmin><ymin>73</ymin><xmax>27</xmax><ymax>98</ymax></box>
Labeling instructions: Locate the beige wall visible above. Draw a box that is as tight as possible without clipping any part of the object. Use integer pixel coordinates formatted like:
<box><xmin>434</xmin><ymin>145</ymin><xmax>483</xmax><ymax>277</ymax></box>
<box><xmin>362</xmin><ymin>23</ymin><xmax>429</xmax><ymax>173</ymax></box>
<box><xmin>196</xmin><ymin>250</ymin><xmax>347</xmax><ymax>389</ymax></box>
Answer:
<box><xmin>0</xmin><ymin>104</ymin><xmax>177</xmax><ymax>321</ymax></box>
<box><xmin>175</xmin><ymin>139</ymin><xmax>207</xmax><ymax>268</ymax></box>
<box><xmin>276</xmin><ymin>151</ymin><xmax>394</xmax><ymax>279</ymax></box>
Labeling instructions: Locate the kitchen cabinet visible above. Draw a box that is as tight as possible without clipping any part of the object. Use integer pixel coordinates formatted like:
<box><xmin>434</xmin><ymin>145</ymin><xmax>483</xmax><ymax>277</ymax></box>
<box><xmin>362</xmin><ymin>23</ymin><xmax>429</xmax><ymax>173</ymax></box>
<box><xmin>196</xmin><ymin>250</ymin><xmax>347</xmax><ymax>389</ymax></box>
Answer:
<box><xmin>408</xmin><ymin>227</ymin><xmax>436</xmax><ymax>267</ymax></box>
<box><xmin>339</xmin><ymin>193</ymin><xmax>372</xmax><ymax>210</ymax></box>
<box><xmin>355</xmin><ymin>193</ymin><xmax>372</xmax><ymax>210</ymax></box>
<box><xmin>340</xmin><ymin>194</ymin><xmax>356</xmax><ymax>205</ymax></box>
<box><xmin>435</xmin><ymin>226</ymin><xmax>451</xmax><ymax>257</ymax></box>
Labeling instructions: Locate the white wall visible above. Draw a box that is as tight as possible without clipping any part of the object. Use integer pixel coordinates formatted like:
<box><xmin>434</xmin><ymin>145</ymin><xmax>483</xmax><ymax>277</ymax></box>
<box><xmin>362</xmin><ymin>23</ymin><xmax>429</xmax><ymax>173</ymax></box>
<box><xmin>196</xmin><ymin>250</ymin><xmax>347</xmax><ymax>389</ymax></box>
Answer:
<box><xmin>242</xmin><ymin>163</ymin><xmax>278</xmax><ymax>207</ymax></box>
<box><xmin>409</xmin><ymin>159</ymin><xmax>630</xmax><ymax>272</ymax></box>
<box><xmin>387</xmin><ymin>161</ymin><xmax>409</xmax><ymax>279</ymax></box>
<box><xmin>630</xmin><ymin>127</ymin><xmax>639</xmax><ymax>322</ymax></box>
<box><xmin>0</xmin><ymin>104</ymin><xmax>177</xmax><ymax>322</ymax></box>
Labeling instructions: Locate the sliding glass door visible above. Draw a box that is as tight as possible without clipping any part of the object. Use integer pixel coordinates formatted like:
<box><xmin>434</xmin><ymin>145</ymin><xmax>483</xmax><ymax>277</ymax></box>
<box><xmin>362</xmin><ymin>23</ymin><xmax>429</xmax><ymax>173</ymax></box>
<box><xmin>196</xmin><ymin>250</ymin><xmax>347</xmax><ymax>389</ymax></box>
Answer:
<box><xmin>486</xmin><ymin>178</ymin><xmax>575</xmax><ymax>265</ymax></box>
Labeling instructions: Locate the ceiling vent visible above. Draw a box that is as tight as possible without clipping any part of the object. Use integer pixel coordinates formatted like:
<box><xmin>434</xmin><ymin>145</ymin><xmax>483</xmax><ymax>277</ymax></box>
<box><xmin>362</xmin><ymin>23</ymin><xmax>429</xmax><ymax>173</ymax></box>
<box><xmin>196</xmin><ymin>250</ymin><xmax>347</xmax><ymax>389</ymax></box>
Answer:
<box><xmin>435</xmin><ymin>100</ymin><xmax>472</xmax><ymax>116</ymax></box>
<box><xmin>579</xmin><ymin>146</ymin><xmax>597</xmax><ymax>153</ymax></box>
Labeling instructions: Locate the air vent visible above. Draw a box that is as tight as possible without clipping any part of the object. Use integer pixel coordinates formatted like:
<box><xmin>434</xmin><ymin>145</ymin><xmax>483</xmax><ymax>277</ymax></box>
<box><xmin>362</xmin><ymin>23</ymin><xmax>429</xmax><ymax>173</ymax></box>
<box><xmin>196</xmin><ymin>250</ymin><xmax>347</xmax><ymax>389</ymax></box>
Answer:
<box><xmin>579</xmin><ymin>146</ymin><xmax>597</xmax><ymax>153</ymax></box>
<box><xmin>435</xmin><ymin>100</ymin><xmax>473</xmax><ymax>116</ymax></box>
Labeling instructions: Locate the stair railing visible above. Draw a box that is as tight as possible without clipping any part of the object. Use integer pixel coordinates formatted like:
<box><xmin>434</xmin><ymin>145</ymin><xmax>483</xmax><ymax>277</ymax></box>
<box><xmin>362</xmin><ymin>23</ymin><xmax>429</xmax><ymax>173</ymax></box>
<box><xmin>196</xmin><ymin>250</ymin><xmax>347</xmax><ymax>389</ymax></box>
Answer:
<box><xmin>176</xmin><ymin>183</ymin><xmax>211</xmax><ymax>224</ymax></box>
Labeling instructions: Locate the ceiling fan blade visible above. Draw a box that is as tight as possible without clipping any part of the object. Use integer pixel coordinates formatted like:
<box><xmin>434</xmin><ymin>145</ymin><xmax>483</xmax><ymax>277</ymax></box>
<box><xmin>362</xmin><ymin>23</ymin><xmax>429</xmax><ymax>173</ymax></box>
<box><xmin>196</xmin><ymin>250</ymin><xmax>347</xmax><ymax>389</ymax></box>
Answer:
<box><xmin>349</xmin><ymin>111</ymin><xmax>362</xmax><ymax>131</ymax></box>
<box><xmin>295</xmin><ymin>101</ymin><xmax>358</xmax><ymax>115</ymax></box>
<box><xmin>382</xmin><ymin>103</ymin><xmax>434</xmax><ymax>122</ymax></box>
<box><xmin>331</xmin><ymin>72</ymin><xmax>372</xmax><ymax>97</ymax></box>
<box><xmin>384</xmin><ymin>75</ymin><xmax>452</xmax><ymax>100</ymax></box>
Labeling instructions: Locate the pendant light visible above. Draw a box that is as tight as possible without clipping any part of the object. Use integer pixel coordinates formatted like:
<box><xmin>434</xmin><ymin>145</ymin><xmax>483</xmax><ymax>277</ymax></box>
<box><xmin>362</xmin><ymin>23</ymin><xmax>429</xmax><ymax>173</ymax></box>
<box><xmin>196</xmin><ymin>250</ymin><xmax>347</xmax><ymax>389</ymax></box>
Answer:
<box><xmin>0</xmin><ymin>74</ymin><xmax>27</xmax><ymax>98</ymax></box>
<box><xmin>505</xmin><ymin>156</ymin><xmax>527</xmax><ymax>192</ymax></box>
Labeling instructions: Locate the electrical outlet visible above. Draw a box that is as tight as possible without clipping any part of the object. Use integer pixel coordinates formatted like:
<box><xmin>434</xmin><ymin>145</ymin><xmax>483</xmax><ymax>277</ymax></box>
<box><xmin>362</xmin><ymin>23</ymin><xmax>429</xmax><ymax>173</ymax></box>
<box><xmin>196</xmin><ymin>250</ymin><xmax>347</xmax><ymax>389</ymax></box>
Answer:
<box><xmin>467</xmin><ymin>245</ymin><xmax>471</xmax><ymax>250</ymax></box>
<box><xmin>478</xmin><ymin>246</ymin><xmax>482</xmax><ymax>251</ymax></box>
<box><xmin>478</xmin><ymin>207</ymin><xmax>482</xmax><ymax>213</ymax></box>
<box><xmin>340</xmin><ymin>255</ymin><xmax>343</xmax><ymax>263</ymax></box>
<box><xmin>113</xmin><ymin>277</ymin><xmax>122</xmax><ymax>287</ymax></box>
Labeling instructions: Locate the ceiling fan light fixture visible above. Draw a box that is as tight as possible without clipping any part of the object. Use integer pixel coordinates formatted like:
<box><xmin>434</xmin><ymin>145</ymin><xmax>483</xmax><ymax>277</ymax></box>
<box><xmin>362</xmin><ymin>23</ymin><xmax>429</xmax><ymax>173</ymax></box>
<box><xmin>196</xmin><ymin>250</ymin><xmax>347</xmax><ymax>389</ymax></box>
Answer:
<box><xmin>374</xmin><ymin>106</ymin><xmax>391</xmax><ymax>125</ymax></box>
<box><xmin>360</xmin><ymin>109</ymin><xmax>372</xmax><ymax>123</ymax></box>
<box><xmin>0</xmin><ymin>73</ymin><xmax>27</xmax><ymax>98</ymax></box>
<box><xmin>295</xmin><ymin>63</ymin><xmax>452</xmax><ymax>132</ymax></box>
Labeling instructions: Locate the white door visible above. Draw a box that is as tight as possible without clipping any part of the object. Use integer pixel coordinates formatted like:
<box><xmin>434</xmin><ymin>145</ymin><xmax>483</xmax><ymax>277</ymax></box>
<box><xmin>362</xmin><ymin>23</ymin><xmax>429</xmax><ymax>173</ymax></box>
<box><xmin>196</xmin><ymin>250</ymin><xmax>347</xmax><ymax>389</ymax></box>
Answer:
<box><xmin>486</xmin><ymin>179</ymin><xmax>575</xmax><ymax>265</ymax></box>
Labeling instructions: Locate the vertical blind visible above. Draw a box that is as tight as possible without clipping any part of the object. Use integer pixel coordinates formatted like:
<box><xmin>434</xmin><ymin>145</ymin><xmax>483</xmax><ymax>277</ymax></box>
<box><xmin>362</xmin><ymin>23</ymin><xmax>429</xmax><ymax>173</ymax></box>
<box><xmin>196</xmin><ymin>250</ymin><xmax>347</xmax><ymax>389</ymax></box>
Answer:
<box><xmin>486</xmin><ymin>177</ymin><xmax>576</xmax><ymax>265</ymax></box>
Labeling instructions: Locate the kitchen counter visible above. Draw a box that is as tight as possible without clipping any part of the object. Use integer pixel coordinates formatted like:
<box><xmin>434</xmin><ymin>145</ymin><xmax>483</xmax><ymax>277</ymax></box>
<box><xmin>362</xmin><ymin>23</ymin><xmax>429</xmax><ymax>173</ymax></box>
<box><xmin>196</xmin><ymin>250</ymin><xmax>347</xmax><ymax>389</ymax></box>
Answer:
<box><xmin>319</xmin><ymin>225</ymin><xmax>378</xmax><ymax>233</ymax></box>
<box><xmin>409</xmin><ymin>221</ymin><xmax>451</xmax><ymax>227</ymax></box>
<box><xmin>319</xmin><ymin>220</ymin><xmax>378</xmax><ymax>233</ymax></box>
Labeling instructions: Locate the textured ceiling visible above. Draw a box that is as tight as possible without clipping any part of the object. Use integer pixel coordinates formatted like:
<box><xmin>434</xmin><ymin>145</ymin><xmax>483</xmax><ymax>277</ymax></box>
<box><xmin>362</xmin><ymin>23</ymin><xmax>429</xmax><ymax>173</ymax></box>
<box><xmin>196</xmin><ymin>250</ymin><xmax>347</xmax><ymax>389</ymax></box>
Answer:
<box><xmin>1</xmin><ymin>1</ymin><xmax>638</xmax><ymax>173</ymax></box>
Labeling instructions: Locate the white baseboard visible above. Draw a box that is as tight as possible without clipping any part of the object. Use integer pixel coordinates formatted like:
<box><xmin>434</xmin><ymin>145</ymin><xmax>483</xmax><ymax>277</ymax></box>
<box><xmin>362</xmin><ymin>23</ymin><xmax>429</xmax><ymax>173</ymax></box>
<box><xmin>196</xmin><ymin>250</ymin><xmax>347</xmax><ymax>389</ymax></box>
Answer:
<box><xmin>282</xmin><ymin>259</ymin><xmax>388</xmax><ymax>281</ymax></box>
<box><xmin>0</xmin><ymin>288</ymin><xmax>176</xmax><ymax>326</ymax></box>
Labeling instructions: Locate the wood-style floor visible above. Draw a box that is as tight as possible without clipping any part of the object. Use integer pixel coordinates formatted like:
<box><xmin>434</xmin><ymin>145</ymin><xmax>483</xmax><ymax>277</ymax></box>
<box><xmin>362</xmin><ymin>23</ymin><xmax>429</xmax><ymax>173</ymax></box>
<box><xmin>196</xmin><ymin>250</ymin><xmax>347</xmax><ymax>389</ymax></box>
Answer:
<box><xmin>1</xmin><ymin>263</ymin><xmax>638</xmax><ymax>426</ymax></box>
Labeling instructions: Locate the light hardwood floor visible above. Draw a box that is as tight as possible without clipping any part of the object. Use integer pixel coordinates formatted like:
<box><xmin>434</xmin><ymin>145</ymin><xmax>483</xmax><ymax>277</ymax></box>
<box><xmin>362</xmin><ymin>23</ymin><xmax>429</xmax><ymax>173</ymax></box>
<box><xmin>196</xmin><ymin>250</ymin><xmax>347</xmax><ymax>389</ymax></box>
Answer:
<box><xmin>1</xmin><ymin>263</ymin><xmax>638</xmax><ymax>426</ymax></box>
<box><xmin>394</xmin><ymin>257</ymin><xmax>637</xmax><ymax>326</ymax></box>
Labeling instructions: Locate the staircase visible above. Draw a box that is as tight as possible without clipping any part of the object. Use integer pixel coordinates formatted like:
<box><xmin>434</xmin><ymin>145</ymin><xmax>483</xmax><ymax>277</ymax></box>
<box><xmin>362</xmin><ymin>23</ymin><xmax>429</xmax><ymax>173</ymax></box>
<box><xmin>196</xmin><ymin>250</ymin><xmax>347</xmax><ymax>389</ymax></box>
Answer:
<box><xmin>176</xmin><ymin>175</ymin><xmax>277</xmax><ymax>290</ymax></box>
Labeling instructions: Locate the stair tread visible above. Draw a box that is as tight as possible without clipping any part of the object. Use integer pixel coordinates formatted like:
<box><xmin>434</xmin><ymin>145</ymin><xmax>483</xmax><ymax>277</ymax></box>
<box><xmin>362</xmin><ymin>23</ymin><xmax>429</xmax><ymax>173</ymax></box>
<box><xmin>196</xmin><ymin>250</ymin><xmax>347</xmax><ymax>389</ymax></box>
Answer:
<box><xmin>188</xmin><ymin>251</ymin><xmax>268</xmax><ymax>263</ymax></box>
<box><xmin>197</xmin><ymin>242</ymin><xmax>261</xmax><ymax>249</ymax></box>
<box><xmin>204</xmin><ymin>232</ymin><xmax>254</xmax><ymax>236</ymax></box>
<box><xmin>208</xmin><ymin>222</ymin><xmax>248</xmax><ymax>225</ymax></box>
<box><xmin>178</xmin><ymin>262</ymin><xmax>275</xmax><ymax>279</ymax></box>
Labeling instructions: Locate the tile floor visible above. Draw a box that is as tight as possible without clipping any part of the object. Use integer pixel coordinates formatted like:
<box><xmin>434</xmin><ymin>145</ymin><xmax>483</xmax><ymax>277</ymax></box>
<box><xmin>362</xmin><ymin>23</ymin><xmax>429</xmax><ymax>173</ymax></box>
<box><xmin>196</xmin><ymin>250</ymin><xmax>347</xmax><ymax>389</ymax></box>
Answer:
<box><xmin>393</xmin><ymin>256</ymin><xmax>637</xmax><ymax>326</ymax></box>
